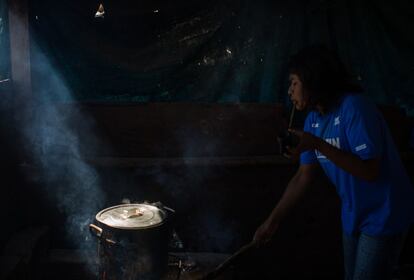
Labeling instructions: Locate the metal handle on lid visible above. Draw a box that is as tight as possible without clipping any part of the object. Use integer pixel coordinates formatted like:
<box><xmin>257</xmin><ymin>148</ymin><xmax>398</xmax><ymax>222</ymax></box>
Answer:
<box><xmin>122</xmin><ymin>208</ymin><xmax>144</xmax><ymax>219</ymax></box>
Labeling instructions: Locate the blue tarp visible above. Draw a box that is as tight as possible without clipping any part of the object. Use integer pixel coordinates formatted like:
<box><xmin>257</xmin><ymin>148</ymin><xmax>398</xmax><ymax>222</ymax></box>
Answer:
<box><xmin>0</xmin><ymin>0</ymin><xmax>10</xmax><ymax>82</ymax></box>
<box><xmin>5</xmin><ymin>0</ymin><xmax>413</xmax><ymax>115</ymax></box>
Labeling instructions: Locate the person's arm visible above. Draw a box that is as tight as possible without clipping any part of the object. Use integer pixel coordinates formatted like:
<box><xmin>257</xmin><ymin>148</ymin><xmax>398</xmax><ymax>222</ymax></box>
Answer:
<box><xmin>253</xmin><ymin>163</ymin><xmax>319</xmax><ymax>245</ymax></box>
<box><xmin>316</xmin><ymin>136</ymin><xmax>379</xmax><ymax>181</ymax></box>
<box><xmin>289</xmin><ymin>129</ymin><xmax>380</xmax><ymax>182</ymax></box>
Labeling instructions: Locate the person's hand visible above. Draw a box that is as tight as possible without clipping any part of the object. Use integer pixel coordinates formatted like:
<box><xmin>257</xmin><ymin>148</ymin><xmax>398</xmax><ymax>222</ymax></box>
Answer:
<box><xmin>253</xmin><ymin>219</ymin><xmax>279</xmax><ymax>247</ymax></box>
<box><xmin>286</xmin><ymin>129</ymin><xmax>321</xmax><ymax>160</ymax></box>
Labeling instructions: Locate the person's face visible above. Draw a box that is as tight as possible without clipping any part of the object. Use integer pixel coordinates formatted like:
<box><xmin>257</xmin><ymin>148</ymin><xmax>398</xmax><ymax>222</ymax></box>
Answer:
<box><xmin>288</xmin><ymin>73</ymin><xmax>308</xmax><ymax>111</ymax></box>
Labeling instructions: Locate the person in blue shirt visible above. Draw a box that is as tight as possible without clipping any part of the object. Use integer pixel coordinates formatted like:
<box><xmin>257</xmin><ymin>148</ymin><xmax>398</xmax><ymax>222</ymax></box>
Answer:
<box><xmin>253</xmin><ymin>45</ymin><xmax>414</xmax><ymax>280</ymax></box>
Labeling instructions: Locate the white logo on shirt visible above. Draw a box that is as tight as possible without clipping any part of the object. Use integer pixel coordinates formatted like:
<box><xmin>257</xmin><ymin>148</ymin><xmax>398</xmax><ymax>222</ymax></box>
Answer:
<box><xmin>311</xmin><ymin>123</ymin><xmax>319</xmax><ymax>128</ymax></box>
<box><xmin>316</xmin><ymin>137</ymin><xmax>341</xmax><ymax>160</ymax></box>
<box><xmin>325</xmin><ymin>137</ymin><xmax>341</xmax><ymax>149</ymax></box>
<box><xmin>355</xmin><ymin>144</ymin><xmax>367</xmax><ymax>152</ymax></box>
<box><xmin>316</xmin><ymin>152</ymin><xmax>326</xmax><ymax>159</ymax></box>
<box><xmin>334</xmin><ymin>116</ymin><xmax>340</xmax><ymax>126</ymax></box>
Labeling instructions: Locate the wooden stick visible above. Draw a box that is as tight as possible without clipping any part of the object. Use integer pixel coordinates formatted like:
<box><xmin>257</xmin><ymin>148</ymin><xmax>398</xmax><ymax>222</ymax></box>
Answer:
<box><xmin>288</xmin><ymin>106</ymin><xmax>295</xmax><ymax>129</ymax></box>
<box><xmin>200</xmin><ymin>242</ymin><xmax>256</xmax><ymax>280</ymax></box>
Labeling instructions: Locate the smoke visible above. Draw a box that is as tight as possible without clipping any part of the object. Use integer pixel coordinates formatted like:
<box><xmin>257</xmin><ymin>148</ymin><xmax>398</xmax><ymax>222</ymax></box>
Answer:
<box><xmin>14</xmin><ymin>39</ymin><xmax>106</xmax><ymax>273</ymax></box>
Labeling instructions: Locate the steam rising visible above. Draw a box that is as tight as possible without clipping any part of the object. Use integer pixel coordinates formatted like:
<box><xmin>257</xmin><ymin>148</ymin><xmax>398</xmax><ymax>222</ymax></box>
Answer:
<box><xmin>16</xmin><ymin>41</ymin><xmax>106</xmax><ymax>271</ymax></box>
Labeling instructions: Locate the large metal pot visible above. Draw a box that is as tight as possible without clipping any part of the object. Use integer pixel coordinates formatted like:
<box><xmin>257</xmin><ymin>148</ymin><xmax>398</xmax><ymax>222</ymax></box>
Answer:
<box><xmin>89</xmin><ymin>202</ymin><xmax>172</xmax><ymax>280</ymax></box>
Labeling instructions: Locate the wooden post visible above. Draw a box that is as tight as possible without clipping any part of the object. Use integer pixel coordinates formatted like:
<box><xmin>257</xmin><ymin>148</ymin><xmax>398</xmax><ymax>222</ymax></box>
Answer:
<box><xmin>8</xmin><ymin>0</ymin><xmax>31</xmax><ymax>98</ymax></box>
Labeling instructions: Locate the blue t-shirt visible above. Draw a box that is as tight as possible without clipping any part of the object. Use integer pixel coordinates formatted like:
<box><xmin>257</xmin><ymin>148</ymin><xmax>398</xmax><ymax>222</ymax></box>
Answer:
<box><xmin>300</xmin><ymin>94</ymin><xmax>414</xmax><ymax>236</ymax></box>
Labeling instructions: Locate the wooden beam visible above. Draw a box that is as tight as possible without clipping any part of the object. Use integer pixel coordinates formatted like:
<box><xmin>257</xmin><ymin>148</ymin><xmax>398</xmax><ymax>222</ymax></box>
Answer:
<box><xmin>8</xmin><ymin>0</ymin><xmax>31</xmax><ymax>97</ymax></box>
<box><xmin>83</xmin><ymin>155</ymin><xmax>295</xmax><ymax>168</ymax></box>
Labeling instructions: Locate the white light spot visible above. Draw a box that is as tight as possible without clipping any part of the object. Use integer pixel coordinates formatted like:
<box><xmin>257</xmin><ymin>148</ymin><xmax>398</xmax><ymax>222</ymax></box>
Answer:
<box><xmin>203</xmin><ymin>57</ymin><xmax>215</xmax><ymax>66</ymax></box>
<box><xmin>154</xmin><ymin>10</ymin><xmax>159</xmax><ymax>13</ymax></box>
<box><xmin>95</xmin><ymin>4</ymin><xmax>105</xmax><ymax>18</ymax></box>
<box><xmin>355</xmin><ymin>144</ymin><xmax>367</xmax><ymax>152</ymax></box>
<box><xmin>226</xmin><ymin>48</ymin><xmax>232</xmax><ymax>54</ymax></box>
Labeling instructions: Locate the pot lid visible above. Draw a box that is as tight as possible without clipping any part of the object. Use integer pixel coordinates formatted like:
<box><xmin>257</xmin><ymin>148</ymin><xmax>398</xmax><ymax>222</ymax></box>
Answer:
<box><xmin>96</xmin><ymin>203</ymin><xmax>166</xmax><ymax>229</ymax></box>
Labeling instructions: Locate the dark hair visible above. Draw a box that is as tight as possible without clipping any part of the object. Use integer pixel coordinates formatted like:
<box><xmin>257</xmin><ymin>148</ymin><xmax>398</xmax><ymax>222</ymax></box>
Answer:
<box><xmin>288</xmin><ymin>45</ymin><xmax>362</xmax><ymax>112</ymax></box>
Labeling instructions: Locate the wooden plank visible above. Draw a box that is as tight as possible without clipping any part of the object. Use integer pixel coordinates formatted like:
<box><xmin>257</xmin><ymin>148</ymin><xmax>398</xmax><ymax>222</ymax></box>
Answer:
<box><xmin>83</xmin><ymin>155</ymin><xmax>295</xmax><ymax>168</ymax></box>
<box><xmin>59</xmin><ymin>103</ymin><xmax>286</xmax><ymax>158</ymax></box>
<box><xmin>8</xmin><ymin>0</ymin><xmax>31</xmax><ymax>97</ymax></box>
